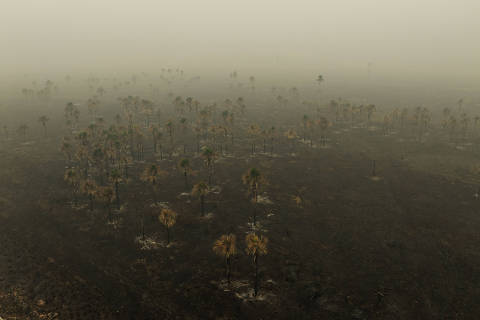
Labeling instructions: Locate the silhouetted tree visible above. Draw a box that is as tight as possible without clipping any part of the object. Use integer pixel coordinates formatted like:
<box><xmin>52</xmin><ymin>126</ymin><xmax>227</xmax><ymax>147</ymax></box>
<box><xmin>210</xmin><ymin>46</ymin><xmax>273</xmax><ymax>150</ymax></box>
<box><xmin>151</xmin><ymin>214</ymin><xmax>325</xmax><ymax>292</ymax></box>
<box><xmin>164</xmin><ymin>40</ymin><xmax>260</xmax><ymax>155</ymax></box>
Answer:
<box><xmin>159</xmin><ymin>208</ymin><xmax>177</xmax><ymax>245</ymax></box>
<box><xmin>245</xmin><ymin>233</ymin><xmax>268</xmax><ymax>297</ymax></box>
<box><xmin>213</xmin><ymin>234</ymin><xmax>237</xmax><ymax>284</ymax></box>
<box><xmin>192</xmin><ymin>181</ymin><xmax>209</xmax><ymax>216</ymax></box>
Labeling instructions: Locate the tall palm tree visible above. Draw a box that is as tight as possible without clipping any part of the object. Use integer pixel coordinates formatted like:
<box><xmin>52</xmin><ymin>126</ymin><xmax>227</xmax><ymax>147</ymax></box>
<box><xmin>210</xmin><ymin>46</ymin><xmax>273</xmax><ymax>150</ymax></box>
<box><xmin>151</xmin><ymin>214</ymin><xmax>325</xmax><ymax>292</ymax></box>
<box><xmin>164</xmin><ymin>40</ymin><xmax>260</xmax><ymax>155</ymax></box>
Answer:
<box><xmin>247</xmin><ymin>124</ymin><xmax>261</xmax><ymax>155</ymax></box>
<box><xmin>317</xmin><ymin>116</ymin><xmax>329</xmax><ymax>146</ymax></box>
<box><xmin>316</xmin><ymin>75</ymin><xmax>324</xmax><ymax>88</ymax></box>
<box><xmin>179</xmin><ymin>158</ymin><xmax>191</xmax><ymax>189</ymax></box>
<box><xmin>192</xmin><ymin>181</ymin><xmax>209</xmax><ymax>216</ymax></box>
<box><xmin>366</xmin><ymin>104</ymin><xmax>376</xmax><ymax>123</ymax></box>
<box><xmin>249</xmin><ymin>76</ymin><xmax>256</xmax><ymax>91</ymax></box>
<box><xmin>81</xmin><ymin>179</ymin><xmax>97</xmax><ymax>211</ymax></box>
<box><xmin>242</xmin><ymin>168</ymin><xmax>266</xmax><ymax>225</ymax></box>
<box><xmin>165</xmin><ymin>120</ymin><xmax>174</xmax><ymax>145</ymax></box>
<box><xmin>38</xmin><ymin>115</ymin><xmax>49</xmax><ymax>137</ymax></box>
<box><xmin>150</xmin><ymin>124</ymin><xmax>161</xmax><ymax>154</ymax></box>
<box><xmin>245</xmin><ymin>233</ymin><xmax>268</xmax><ymax>297</ymax></box>
<box><xmin>213</xmin><ymin>234</ymin><xmax>237</xmax><ymax>284</ymax></box>
<box><xmin>141</xmin><ymin>164</ymin><xmax>165</xmax><ymax>203</ymax></box>
<box><xmin>61</xmin><ymin>140</ymin><xmax>73</xmax><ymax>162</ymax></box>
<box><xmin>98</xmin><ymin>186</ymin><xmax>114</xmax><ymax>219</ymax></box>
<box><xmin>159</xmin><ymin>208</ymin><xmax>177</xmax><ymax>245</ymax></box>
<box><xmin>202</xmin><ymin>147</ymin><xmax>215</xmax><ymax>184</ymax></box>
<box><xmin>110</xmin><ymin>168</ymin><xmax>122</xmax><ymax>209</ymax></box>
<box><xmin>64</xmin><ymin>168</ymin><xmax>80</xmax><ymax>205</ymax></box>
<box><xmin>457</xmin><ymin>98</ymin><xmax>464</xmax><ymax>113</ymax></box>
<box><xmin>268</xmin><ymin>126</ymin><xmax>276</xmax><ymax>155</ymax></box>
<box><xmin>284</xmin><ymin>129</ymin><xmax>297</xmax><ymax>153</ymax></box>
<box><xmin>302</xmin><ymin>115</ymin><xmax>310</xmax><ymax>142</ymax></box>
<box><xmin>18</xmin><ymin>124</ymin><xmax>28</xmax><ymax>141</ymax></box>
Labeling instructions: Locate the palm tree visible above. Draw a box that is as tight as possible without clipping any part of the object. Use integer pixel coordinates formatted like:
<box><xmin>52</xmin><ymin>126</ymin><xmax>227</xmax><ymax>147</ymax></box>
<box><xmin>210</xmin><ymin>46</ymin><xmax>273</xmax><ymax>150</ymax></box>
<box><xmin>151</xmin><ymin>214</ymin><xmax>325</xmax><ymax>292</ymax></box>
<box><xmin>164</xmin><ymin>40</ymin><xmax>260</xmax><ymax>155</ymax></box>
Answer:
<box><xmin>110</xmin><ymin>168</ymin><xmax>122</xmax><ymax>209</ymax></box>
<box><xmin>141</xmin><ymin>164</ymin><xmax>165</xmax><ymax>203</ymax></box>
<box><xmin>302</xmin><ymin>115</ymin><xmax>310</xmax><ymax>142</ymax></box>
<box><xmin>329</xmin><ymin>99</ymin><xmax>339</xmax><ymax>122</ymax></box>
<box><xmin>400</xmin><ymin>108</ymin><xmax>408</xmax><ymax>130</ymax></box>
<box><xmin>38</xmin><ymin>115</ymin><xmax>49</xmax><ymax>137</ymax></box>
<box><xmin>474</xmin><ymin>116</ymin><xmax>480</xmax><ymax>134</ymax></box>
<box><xmin>150</xmin><ymin>124</ymin><xmax>161</xmax><ymax>154</ymax></box>
<box><xmin>87</xmin><ymin>98</ymin><xmax>99</xmax><ymax>121</ymax></box>
<box><xmin>64</xmin><ymin>168</ymin><xmax>80</xmax><ymax>205</ymax></box>
<box><xmin>366</xmin><ymin>104</ymin><xmax>376</xmax><ymax>123</ymax></box>
<box><xmin>18</xmin><ymin>124</ymin><xmax>28</xmax><ymax>141</ymax></box>
<box><xmin>268</xmin><ymin>126</ymin><xmax>276</xmax><ymax>155</ymax></box>
<box><xmin>81</xmin><ymin>179</ymin><xmax>97</xmax><ymax>211</ymax></box>
<box><xmin>115</xmin><ymin>114</ymin><xmax>122</xmax><ymax>125</ymax></box>
<box><xmin>457</xmin><ymin>98</ymin><xmax>464</xmax><ymax>113</ymax></box>
<box><xmin>249</xmin><ymin>76</ymin><xmax>256</xmax><ymax>92</ymax></box>
<box><xmin>61</xmin><ymin>140</ymin><xmax>73</xmax><ymax>162</ymax></box>
<box><xmin>159</xmin><ymin>208</ymin><xmax>177</xmax><ymax>245</ymax></box>
<box><xmin>245</xmin><ymin>233</ymin><xmax>268</xmax><ymax>297</ymax></box>
<box><xmin>192</xmin><ymin>181</ymin><xmax>209</xmax><ymax>216</ymax></box>
<box><xmin>284</xmin><ymin>129</ymin><xmax>298</xmax><ymax>153</ymax></box>
<box><xmin>179</xmin><ymin>158</ymin><xmax>191</xmax><ymax>189</ymax></box>
<box><xmin>317</xmin><ymin>116</ymin><xmax>329</xmax><ymax>146</ymax></box>
<box><xmin>247</xmin><ymin>124</ymin><xmax>261</xmax><ymax>155</ymax></box>
<box><xmin>242</xmin><ymin>168</ymin><xmax>265</xmax><ymax>225</ymax></box>
<box><xmin>316</xmin><ymin>75</ymin><xmax>324</xmax><ymax>88</ymax></box>
<box><xmin>98</xmin><ymin>186</ymin><xmax>114</xmax><ymax>219</ymax></box>
<box><xmin>448</xmin><ymin>116</ymin><xmax>457</xmax><ymax>143</ymax></box>
<box><xmin>213</xmin><ymin>234</ymin><xmax>237</xmax><ymax>284</ymax></box>
<box><xmin>202</xmin><ymin>147</ymin><xmax>215</xmax><ymax>184</ymax></box>
<box><xmin>165</xmin><ymin>120</ymin><xmax>174</xmax><ymax>145</ymax></box>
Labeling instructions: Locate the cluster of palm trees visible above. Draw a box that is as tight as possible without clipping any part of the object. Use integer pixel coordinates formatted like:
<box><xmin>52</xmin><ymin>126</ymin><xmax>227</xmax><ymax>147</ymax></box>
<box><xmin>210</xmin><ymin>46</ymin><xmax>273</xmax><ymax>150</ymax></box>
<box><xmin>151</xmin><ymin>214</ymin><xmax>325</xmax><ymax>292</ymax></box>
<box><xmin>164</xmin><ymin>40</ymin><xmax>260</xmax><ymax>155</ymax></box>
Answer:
<box><xmin>20</xmin><ymin>79</ymin><xmax>57</xmax><ymax>101</ymax></box>
<box><xmin>213</xmin><ymin>232</ymin><xmax>268</xmax><ymax>297</ymax></box>
<box><xmin>212</xmin><ymin>167</ymin><xmax>269</xmax><ymax>297</ymax></box>
<box><xmin>325</xmin><ymin>99</ymin><xmax>377</xmax><ymax>125</ymax></box>
<box><xmin>441</xmin><ymin>107</ymin><xmax>480</xmax><ymax>143</ymax></box>
<box><xmin>50</xmin><ymin>72</ymin><xmax>480</xmax><ymax>303</ymax></box>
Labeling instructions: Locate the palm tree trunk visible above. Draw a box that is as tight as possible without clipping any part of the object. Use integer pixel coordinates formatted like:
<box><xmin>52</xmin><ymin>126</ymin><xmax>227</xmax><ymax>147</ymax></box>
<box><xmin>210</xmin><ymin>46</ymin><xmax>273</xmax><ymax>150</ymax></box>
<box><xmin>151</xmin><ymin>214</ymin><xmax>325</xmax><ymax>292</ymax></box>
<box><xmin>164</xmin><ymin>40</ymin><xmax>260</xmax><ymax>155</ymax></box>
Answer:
<box><xmin>152</xmin><ymin>183</ymin><xmax>157</xmax><ymax>203</ymax></box>
<box><xmin>225</xmin><ymin>255</ymin><xmax>228</xmax><ymax>277</ymax></box>
<box><xmin>208</xmin><ymin>166</ymin><xmax>212</xmax><ymax>185</ymax></box>
<box><xmin>89</xmin><ymin>194</ymin><xmax>93</xmax><ymax>211</ymax></box>
<box><xmin>200</xmin><ymin>195</ymin><xmax>205</xmax><ymax>216</ymax></box>
<box><xmin>115</xmin><ymin>181</ymin><xmax>120</xmax><ymax>209</ymax></box>
<box><xmin>254</xmin><ymin>253</ymin><xmax>259</xmax><ymax>297</ymax></box>
<box><xmin>73</xmin><ymin>189</ymin><xmax>78</xmax><ymax>206</ymax></box>
<box><xmin>226</xmin><ymin>256</ymin><xmax>231</xmax><ymax>284</ymax></box>
<box><xmin>141</xmin><ymin>212</ymin><xmax>145</xmax><ymax>241</ymax></box>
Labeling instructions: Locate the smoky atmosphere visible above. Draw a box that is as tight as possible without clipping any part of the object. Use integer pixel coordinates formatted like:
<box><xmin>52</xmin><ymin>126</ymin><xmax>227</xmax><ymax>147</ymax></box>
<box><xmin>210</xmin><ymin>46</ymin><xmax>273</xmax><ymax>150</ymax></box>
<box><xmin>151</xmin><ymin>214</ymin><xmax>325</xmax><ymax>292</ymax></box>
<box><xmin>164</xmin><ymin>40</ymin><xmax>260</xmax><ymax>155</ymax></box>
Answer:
<box><xmin>1</xmin><ymin>0</ymin><xmax>480</xmax><ymax>319</ymax></box>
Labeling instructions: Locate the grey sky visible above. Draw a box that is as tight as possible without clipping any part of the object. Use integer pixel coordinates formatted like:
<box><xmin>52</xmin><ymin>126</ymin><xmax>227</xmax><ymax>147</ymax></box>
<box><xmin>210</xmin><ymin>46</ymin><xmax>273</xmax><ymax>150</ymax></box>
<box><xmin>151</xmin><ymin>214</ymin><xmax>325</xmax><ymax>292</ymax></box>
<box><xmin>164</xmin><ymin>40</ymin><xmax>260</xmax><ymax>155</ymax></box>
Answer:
<box><xmin>2</xmin><ymin>0</ymin><xmax>480</xmax><ymax>78</ymax></box>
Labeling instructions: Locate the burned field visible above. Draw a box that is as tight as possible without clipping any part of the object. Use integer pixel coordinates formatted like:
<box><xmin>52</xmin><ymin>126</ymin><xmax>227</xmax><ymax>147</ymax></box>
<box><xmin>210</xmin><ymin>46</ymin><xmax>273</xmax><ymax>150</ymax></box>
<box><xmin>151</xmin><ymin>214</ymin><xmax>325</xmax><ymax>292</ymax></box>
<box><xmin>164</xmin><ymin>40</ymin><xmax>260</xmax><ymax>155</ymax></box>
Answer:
<box><xmin>1</xmin><ymin>77</ymin><xmax>480</xmax><ymax>319</ymax></box>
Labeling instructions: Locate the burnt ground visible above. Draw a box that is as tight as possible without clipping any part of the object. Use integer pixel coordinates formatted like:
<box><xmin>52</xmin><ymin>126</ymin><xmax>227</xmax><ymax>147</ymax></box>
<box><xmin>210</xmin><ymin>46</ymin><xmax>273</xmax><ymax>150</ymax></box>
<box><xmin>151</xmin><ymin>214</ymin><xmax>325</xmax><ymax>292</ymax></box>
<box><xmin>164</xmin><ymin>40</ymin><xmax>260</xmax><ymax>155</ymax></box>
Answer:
<box><xmin>1</xmin><ymin>124</ymin><xmax>480</xmax><ymax>319</ymax></box>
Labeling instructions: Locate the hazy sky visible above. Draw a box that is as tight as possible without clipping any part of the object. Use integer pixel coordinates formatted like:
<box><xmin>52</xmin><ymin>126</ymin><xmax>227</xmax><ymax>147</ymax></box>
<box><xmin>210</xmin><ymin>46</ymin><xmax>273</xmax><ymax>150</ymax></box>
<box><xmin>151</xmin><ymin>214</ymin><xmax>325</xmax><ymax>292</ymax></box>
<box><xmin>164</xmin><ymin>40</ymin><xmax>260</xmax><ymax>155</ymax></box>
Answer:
<box><xmin>2</xmin><ymin>0</ymin><xmax>480</xmax><ymax>79</ymax></box>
